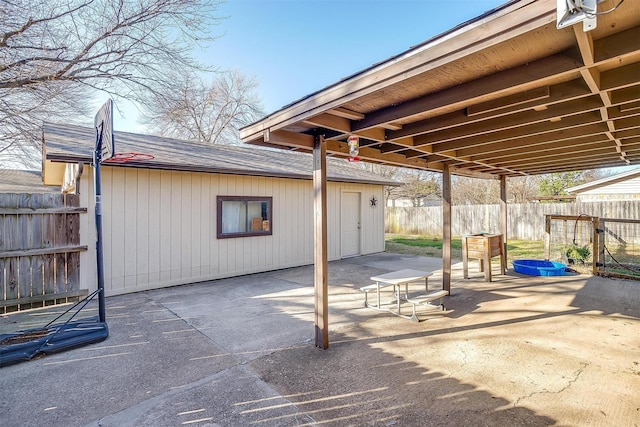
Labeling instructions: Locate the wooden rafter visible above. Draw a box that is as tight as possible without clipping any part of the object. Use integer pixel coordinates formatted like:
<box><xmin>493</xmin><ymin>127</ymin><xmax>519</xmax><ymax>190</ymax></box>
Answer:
<box><xmin>241</xmin><ymin>0</ymin><xmax>640</xmax><ymax>178</ymax></box>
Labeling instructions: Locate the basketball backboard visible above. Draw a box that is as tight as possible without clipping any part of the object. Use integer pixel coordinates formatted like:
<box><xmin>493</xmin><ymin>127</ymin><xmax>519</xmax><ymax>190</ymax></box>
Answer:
<box><xmin>94</xmin><ymin>99</ymin><xmax>114</xmax><ymax>161</ymax></box>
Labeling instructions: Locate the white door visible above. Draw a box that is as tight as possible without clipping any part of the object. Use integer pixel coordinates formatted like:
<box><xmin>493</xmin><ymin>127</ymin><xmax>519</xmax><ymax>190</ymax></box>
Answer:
<box><xmin>341</xmin><ymin>192</ymin><xmax>361</xmax><ymax>258</ymax></box>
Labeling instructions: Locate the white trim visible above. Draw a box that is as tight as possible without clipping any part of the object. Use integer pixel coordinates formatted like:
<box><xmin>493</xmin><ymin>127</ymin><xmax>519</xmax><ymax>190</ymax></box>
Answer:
<box><xmin>567</xmin><ymin>168</ymin><xmax>640</xmax><ymax>194</ymax></box>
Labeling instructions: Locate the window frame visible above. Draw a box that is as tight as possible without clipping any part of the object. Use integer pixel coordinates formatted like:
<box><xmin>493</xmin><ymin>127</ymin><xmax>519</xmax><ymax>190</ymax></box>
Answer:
<box><xmin>216</xmin><ymin>196</ymin><xmax>273</xmax><ymax>239</ymax></box>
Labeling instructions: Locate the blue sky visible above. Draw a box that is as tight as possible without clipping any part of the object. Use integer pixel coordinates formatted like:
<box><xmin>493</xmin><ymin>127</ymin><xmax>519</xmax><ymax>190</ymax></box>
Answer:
<box><xmin>116</xmin><ymin>0</ymin><xmax>505</xmax><ymax>132</ymax></box>
<box><xmin>205</xmin><ymin>0</ymin><xmax>505</xmax><ymax>112</ymax></box>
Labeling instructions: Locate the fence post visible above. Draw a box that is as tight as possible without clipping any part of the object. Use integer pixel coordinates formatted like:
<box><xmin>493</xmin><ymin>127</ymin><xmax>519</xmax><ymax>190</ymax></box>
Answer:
<box><xmin>592</xmin><ymin>216</ymin><xmax>599</xmax><ymax>275</ymax></box>
<box><xmin>595</xmin><ymin>218</ymin><xmax>605</xmax><ymax>275</ymax></box>
<box><xmin>544</xmin><ymin>215</ymin><xmax>551</xmax><ymax>260</ymax></box>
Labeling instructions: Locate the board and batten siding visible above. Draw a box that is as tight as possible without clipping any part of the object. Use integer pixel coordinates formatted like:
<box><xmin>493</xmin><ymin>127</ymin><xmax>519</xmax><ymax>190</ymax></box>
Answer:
<box><xmin>78</xmin><ymin>166</ymin><xmax>385</xmax><ymax>296</ymax></box>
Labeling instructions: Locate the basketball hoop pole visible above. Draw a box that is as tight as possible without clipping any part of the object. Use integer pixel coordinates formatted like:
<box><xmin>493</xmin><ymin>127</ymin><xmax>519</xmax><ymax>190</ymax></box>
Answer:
<box><xmin>93</xmin><ymin>124</ymin><xmax>107</xmax><ymax>323</ymax></box>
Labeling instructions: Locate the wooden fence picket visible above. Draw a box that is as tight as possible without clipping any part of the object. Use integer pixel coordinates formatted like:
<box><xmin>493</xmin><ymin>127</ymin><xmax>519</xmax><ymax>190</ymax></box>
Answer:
<box><xmin>0</xmin><ymin>193</ymin><xmax>88</xmax><ymax>313</ymax></box>
<box><xmin>386</xmin><ymin>200</ymin><xmax>640</xmax><ymax>240</ymax></box>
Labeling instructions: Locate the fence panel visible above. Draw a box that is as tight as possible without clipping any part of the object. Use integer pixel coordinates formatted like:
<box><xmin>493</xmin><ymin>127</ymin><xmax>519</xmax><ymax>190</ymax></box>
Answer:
<box><xmin>0</xmin><ymin>193</ymin><xmax>88</xmax><ymax>313</ymax></box>
<box><xmin>599</xmin><ymin>218</ymin><xmax>640</xmax><ymax>279</ymax></box>
<box><xmin>386</xmin><ymin>201</ymin><xmax>640</xmax><ymax>240</ymax></box>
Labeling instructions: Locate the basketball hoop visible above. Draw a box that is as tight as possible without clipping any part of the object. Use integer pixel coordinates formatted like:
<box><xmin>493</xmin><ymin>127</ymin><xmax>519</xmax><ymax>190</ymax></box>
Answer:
<box><xmin>103</xmin><ymin>152</ymin><xmax>155</xmax><ymax>163</ymax></box>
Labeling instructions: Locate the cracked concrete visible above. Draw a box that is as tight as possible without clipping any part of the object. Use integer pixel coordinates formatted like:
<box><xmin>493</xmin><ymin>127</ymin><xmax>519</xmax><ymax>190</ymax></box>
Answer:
<box><xmin>1</xmin><ymin>252</ymin><xmax>639</xmax><ymax>426</ymax></box>
<box><xmin>513</xmin><ymin>362</ymin><xmax>590</xmax><ymax>408</ymax></box>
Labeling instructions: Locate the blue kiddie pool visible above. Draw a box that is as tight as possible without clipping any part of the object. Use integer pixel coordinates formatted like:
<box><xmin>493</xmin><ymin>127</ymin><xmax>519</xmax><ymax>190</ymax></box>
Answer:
<box><xmin>512</xmin><ymin>259</ymin><xmax>566</xmax><ymax>276</ymax></box>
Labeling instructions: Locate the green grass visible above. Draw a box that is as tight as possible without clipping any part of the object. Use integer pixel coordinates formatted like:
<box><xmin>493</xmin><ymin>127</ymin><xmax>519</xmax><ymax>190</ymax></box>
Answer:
<box><xmin>385</xmin><ymin>233</ymin><xmax>545</xmax><ymax>262</ymax></box>
<box><xmin>387</xmin><ymin>236</ymin><xmax>462</xmax><ymax>250</ymax></box>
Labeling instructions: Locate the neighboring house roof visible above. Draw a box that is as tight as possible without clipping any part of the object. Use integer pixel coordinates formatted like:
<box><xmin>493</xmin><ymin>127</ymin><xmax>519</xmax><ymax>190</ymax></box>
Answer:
<box><xmin>0</xmin><ymin>169</ymin><xmax>59</xmax><ymax>193</ymax></box>
<box><xmin>567</xmin><ymin>168</ymin><xmax>640</xmax><ymax>194</ymax></box>
<box><xmin>42</xmin><ymin>122</ymin><xmax>398</xmax><ymax>186</ymax></box>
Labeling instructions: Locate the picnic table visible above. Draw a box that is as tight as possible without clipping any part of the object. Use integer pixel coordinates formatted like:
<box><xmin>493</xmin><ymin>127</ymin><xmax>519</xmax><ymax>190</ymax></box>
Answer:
<box><xmin>360</xmin><ymin>269</ymin><xmax>448</xmax><ymax>322</ymax></box>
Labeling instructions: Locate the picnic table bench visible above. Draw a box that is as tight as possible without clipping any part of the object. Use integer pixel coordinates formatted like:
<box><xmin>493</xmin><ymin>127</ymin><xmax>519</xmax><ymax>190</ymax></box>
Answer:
<box><xmin>360</xmin><ymin>269</ymin><xmax>448</xmax><ymax>322</ymax></box>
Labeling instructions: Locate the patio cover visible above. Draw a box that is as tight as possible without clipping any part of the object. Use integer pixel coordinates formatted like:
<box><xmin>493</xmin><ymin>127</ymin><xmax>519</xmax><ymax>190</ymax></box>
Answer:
<box><xmin>240</xmin><ymin>0</ymin><xmax>640</xmax><ymax>347</ymax></box>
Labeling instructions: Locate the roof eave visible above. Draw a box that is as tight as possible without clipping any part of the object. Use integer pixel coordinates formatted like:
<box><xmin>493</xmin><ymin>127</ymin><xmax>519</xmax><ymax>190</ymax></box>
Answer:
<box><xmin>567</xmin><ymin>168</ymin><xmax>640</xmax><ymax>193</ymax></box>
<box><xmin>239</xmin><ymin>0</ymin><xmax>553</xmax><ymax>143</ymax></box>
<box><xmin>44</xmin><ymin>153</ymin><xmax>397</xmax><ymax>187</ymax></box>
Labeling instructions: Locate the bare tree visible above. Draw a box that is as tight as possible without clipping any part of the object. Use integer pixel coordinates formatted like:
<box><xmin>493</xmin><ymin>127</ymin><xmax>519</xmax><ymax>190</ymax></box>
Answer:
<box><xmin>538</xmin><ymin>169</ymin><xmax>609</xmax><ymax>199</ymax></box>
<box><xmin>0</xmin><ymin>0</ymin><xmax>222</xmax><ymax>168</ymax></box>
<box><xmin>361</xmin><ymin>163</ymin><xmax>403</xmax><ymax>205</ymax></box>
<box><xmin>452</xmin><ymin>175</ymin><xmax>549</xmax><ymax>205</ymax></box>
<box><xmin>141</xmin><ymin>70</ymin><xmax>264</xmax><ymax>145</ymax></box>
<box><xmin>392</xmin><ymin>170</ymin><xmax>441</xmax><ymax>206</ymax></box>
<box><xmin>452</xmin><ymin>176</ymin><xmax>500</xmax><ymax>205</ymax></box>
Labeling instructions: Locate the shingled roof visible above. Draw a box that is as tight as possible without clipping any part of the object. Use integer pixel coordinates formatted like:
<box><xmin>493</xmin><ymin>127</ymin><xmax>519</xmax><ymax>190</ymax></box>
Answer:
<box><xmin>42</xmin><ymin>122</ymin><xmax>398</xmax><ymax>186</ymax></box>
<box><xmin>567</xmin><ymin>167</ymin><xmax>640</xmax><ymax>194</ymax></box>
<box><xmin>0</xmin><ymin>169</ymin><xmax>58</xmax><ymax>193</ymax></box>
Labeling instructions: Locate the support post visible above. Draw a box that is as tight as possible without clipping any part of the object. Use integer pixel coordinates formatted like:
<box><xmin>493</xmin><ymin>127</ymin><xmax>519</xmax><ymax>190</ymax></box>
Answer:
<box><xmin>499</xmin><ymin>175</ymin><xmax>508</xmax><ymax>271</ymax></box>
<box><xmin>442</xmin><ymin>164</ymin><xmax>452</xmax><ymax>293</ymax></box>
<box><xmin>313</xmin><ymin>134</ymin><xmax>328</xmax><ymax>349</ymax></box>
<box><xmin>93</xmin><ymin>141</ymin><xmax>106</xmax><ymax>323</ymax></box>
<box><xmin>592</xmin><ymin>216</ymin><xmax>600</xmax><ymax>275</ymax></box>
<box><xmin>544</xmin><ymin>215</ymin><xmax>551</xmax><ymax>260</ymax></box>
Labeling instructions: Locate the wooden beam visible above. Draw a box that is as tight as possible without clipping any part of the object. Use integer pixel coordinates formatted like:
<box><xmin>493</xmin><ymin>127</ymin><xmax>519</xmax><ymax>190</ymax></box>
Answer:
<box><xmin>442</xmin><ymin>163</ymin><xmax>452</xmax><ymax>293</ymax></box>
<box><xmin>516</xmin><ymin>158</ymin><xmax>633</xmax><ymax>174</ymax></box>
<box><xmin>580</xmin><ymin>68</ymin><xmax>601</xmax><ymax>94</ymax></box>
<box><xmin>303</xmin><ymin>113</ymin><xmax>351</xmax><ymax>134</ymax></box>
<box><xmin>573</xmin><ymin>26</ymin><xmax>594</xmax><ymax>66</ymax></box>
<box><xmin>618</xmin><ymin>101</ymin><xmax>640</xmax><ymax>113</ymax></box>
<box><xmin>0</xmin><ymin>207</ymin><xmax>87</xmax><ymax>215</ymax></box>
<box><xmin>500</xmin><ymin>175</ymin><xmax>508</xmax><ymax>266</ymax></box>
<box><xmin>327</xmin><ymin>107</ymin><xmax>364</xmax><ymax>120</ymax></box>
<box><xmin>313</xmin><ymin>134</ymin><xmax>328</xmax><ymax>350</ymax></box>
<box><xmin>593</xmin><ymin>24</ymin><xmax>640</xmax><ymax>63</ymax></box>
<box><xmin>353</xmin><ymin>53</ymin><xmax>582</xmax><ymax>131</ymax></box>
<box><xmin>600</xmin><ymin>62</ymin><xmax>640</xmax><ymax>91</ymax></box>
<box><xmin>0</xmin><ymin>245</ymin><xmax>88</xmax><ymax>258</ymax></box>
<box><xmin>468</xmin><ymin>148</ymin><xmax>632</xmax><ymax>173</ymax></box>
<box><xmin>388</xmin><ymin>80</ymin><xmax>592</xmax><ymax>141</ymax></box>
<box><xmin>415</xmin><ymin>96</ymin><xmax>603</xmax><ymax>148</ymax></box>
<box><xmin>611</xmin><ymin>86</ymin><xmax>640</xmax><ymax>106</ymax></box>
<box><xmin>380</xmin><ymin>122</ymin><xmax>403</xmax><ymax>131</ymax></box>
<box><xmin>448</xmin><ymin>167</ymin><xmax>502</xmax><ymax>180</ymax></box>
<box><xmin>0</xmin><ymin>290</ymin><xmax>89</xmax><ymax>308</ymax></box>
<box><xmin>324</xmin><ymin>140</ymin><xmax>434</xmax><ymax>170</ymax></box>
<box><xmin>477</xmin><ymin>143</ymin><xmax>616</xmax><ymax>166</ymax></box>
<box><xmin>467</xmin><ymin>86</ymin><xmax>550</xmax><ymax>116</ymax></box>
<box><xmin>426</xmin><ymin>111</ymin><xmax>605</xmax><ymax>152</ymax></box>
<box><xmin>492</xmin><ymin>148</ymin><xmax>625</xmax><ymax>169</ymax></box>
<box><xmin>606</xmin><ymin>105</ymin><xmax>640</xmax><ymax>120</ymax></box>
<box><xmin>464</xmin><ymin>134</ymin><xmax>610</xmax><ymax>161</ymax></box>
<box><xmin>267</xmin><ymin>130</ymin><xmax>315</xmax><ymax>149</ymax></box>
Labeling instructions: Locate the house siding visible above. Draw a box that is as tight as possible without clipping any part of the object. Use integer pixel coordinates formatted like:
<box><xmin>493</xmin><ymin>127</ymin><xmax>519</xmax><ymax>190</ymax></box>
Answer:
<box><xmin>79</xmin><ymin>166</ymin><xmax>385</xmax><ymax>296</ymax></box>
<box><xmin>576</xmin><ymin>176</ymin><xmax>640</xmax><ymax>201</ymax></box>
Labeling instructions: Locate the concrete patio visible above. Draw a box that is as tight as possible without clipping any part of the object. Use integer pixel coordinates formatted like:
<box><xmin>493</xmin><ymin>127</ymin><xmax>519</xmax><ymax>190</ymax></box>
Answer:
<box><xmin>1</xmin><ymin>252</ymin><xmax>639</xmax><ymax>426</ymax></box>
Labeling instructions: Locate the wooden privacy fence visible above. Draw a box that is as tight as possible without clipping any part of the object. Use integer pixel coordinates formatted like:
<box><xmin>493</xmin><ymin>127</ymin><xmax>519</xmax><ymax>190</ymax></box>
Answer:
<box><xmin>0</xmin><ymin>193</ymin><xmax>88</xmax><ymax>313</ymax></box>
<box><xmin>386</xmin><ymin>201</ymin><xmax>640</xmax><ymax>240</ymax></box>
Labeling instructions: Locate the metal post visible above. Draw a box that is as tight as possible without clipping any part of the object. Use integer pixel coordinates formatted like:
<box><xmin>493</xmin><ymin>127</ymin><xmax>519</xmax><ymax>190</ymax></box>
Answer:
<box><xmin>94</xmin><ymin>127</ymin><xmax>106</xmax><ymax>323</ymax></box>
